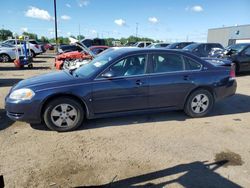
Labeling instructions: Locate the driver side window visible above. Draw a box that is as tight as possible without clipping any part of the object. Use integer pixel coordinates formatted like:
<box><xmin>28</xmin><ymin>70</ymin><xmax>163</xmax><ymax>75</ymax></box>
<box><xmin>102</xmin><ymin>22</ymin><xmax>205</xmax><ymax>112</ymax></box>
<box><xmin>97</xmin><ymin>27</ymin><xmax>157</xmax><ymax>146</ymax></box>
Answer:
<box><xmin>102</xmin><ymin>54</ymin><xmax>147</xmax><ymax>78</ymax></box>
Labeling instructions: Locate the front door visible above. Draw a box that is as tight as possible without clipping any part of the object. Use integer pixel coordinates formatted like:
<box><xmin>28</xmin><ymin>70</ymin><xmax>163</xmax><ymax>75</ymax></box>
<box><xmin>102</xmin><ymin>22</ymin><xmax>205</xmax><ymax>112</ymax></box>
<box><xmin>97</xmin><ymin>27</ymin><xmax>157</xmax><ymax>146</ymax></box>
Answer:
<box><xmin>92</xmin><ymin>54</ymin><xmax>149</xmax><ymax>114</ymax></box>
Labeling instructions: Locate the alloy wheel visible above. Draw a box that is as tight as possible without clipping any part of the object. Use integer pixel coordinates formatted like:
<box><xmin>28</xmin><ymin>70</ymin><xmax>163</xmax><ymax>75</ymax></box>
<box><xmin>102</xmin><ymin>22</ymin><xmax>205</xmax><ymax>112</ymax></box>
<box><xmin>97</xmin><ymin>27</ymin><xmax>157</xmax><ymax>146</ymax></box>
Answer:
<box><xmin>1</xmin><ymin>55</ymin><xmax>10</xmax><ymax>62</ymax></box>
<box><xmin>191</xmin><ymin>94</ymin><xmax>209</xmax><ymax>114</ymax></box>
<box><xmin>51</xmin><ymin>103</ymin><xmax>78</xmax><ymax>128</ymax></box>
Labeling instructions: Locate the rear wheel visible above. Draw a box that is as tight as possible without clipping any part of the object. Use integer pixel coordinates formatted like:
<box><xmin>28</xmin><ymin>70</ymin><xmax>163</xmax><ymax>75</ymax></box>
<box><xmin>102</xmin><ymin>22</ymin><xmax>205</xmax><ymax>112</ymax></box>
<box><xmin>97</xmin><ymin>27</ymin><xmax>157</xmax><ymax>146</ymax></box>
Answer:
<box><xmin>30</xmin><ymin>50</ymin><xmax>36</xmax><ymax>58</ymax></box>
<box><xmin>0</xmin><ymin>54</ymin><xmax>11</xmax><ymax>62</ymax></box>
<box><xmin>44</xmin><ymin>97</ymin><xmax>84</xmax><ymax>132</ymax></box>
<box><xmin>184</xmin><ymin>89</ymin><xmax>214</xmax><ymax>118</ymax></box>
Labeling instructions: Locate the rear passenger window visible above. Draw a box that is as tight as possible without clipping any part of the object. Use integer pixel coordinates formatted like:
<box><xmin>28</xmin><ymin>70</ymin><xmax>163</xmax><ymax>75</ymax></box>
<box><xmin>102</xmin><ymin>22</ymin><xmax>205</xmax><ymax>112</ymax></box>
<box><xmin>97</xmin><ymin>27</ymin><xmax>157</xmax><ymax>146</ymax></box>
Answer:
<box><xmin>184</xmin><ymin>58</ymin><xmax>202</xmax><ymax>70</ymax></box>
<box><xmin>152</xmin><ymin>54</ymin><xmax>184</xmax><ymax>73</ymax></box>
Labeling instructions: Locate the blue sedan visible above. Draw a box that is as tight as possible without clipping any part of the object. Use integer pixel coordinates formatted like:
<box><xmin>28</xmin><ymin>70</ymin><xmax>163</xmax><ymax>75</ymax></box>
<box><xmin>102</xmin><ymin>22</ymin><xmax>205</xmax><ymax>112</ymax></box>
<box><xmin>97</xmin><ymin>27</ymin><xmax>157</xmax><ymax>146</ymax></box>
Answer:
<box><xmin>5</xmin><ymin>48</ymin><xmax>237</xmax><ymax>131</ymax></box>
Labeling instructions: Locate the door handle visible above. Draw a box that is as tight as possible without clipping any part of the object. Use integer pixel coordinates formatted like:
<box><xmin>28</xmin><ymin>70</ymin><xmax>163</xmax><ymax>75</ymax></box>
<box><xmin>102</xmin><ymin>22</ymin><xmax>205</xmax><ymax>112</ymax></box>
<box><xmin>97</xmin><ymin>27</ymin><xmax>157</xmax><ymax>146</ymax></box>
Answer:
<box><xmin>136</xmin><ymin>80</ymin><xmax>143</xmax><ymax>86</ymax></box>
<box><xmin>183</xmin><ymin>75</ymin><xmax>190</xmax><ymax>81</ymax></box>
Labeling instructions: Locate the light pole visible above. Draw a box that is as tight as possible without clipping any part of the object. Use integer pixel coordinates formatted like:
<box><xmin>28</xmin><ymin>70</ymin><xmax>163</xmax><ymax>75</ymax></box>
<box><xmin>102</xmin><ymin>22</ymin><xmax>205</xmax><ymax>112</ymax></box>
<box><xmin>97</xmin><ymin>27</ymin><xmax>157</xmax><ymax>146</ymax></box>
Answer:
<box><xmin>136</xmin><ymin>23</ymin><xmax>138</xmax><ymax>39</ymax></box>
<box><xmin>54</xmin><ymin>0</ymin><xmax>58</xmax><ymax>53</ymax></box>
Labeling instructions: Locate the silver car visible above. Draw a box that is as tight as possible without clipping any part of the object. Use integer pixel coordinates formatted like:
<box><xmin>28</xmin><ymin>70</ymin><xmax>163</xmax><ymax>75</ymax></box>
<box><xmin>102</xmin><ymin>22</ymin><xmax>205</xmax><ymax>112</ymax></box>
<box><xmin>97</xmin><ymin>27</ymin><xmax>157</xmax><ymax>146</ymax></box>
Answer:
<box><xmin>0</xmin><ymin>43</ymin><xmax>16</xmax><ymax>62</ymax></box>
<box><xmin>2</xmin><ymin>39</ymin><xmax>43</xmax><ymax>57</ymax></box>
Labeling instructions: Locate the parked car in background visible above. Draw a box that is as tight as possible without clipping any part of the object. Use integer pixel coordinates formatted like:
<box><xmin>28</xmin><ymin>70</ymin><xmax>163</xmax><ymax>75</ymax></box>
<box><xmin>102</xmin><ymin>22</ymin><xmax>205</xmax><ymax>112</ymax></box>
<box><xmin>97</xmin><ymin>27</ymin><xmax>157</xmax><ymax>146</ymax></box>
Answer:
<box><xmin>58</xmin><ymin>44</ymin><xmax>109</xmax><ymax>55</ymax></box>
<box><xmin>133</xmin><ymin>41</ymin><xmax>153</xmax><ymax>48</ymax></box>
<box><xmin>89</xmin><ymin>46</ymin><xmax>109</xmax><ymax>55</ymax></box>
<box><xmin>183</xmin><ymin>43</ymin><xmax>224</xmax><ymax>57</ymax></box>
<box><xmin>36</xmin><ymin>41</ymin><xmax>47</xmax><ymax>53</ymax></box>
<box><xmin>55</xmin><ymin>45</ymin><xmax>92</xmax><ymax>70</ymax></box>
<box><xmin>80</xmin><ymin>38</ymin><xmax>106</xmax><ymax>48</ymax></box>
<box><xmin>2</xmin><ymin>39</ymin><xmax>43</xmax><ymax>57</ymax></box>
<box><xmin>58</xmin><ymin>44</ymin><xmax>83</xmax><ymax>54</ymax></box>
<box><xmin>5</xmin><ymin>48</ymin><xmax>236</xmax><ymax>131</ymax></box>
<box><xmin>124</xmin><ymin>42</ymin><xmax>136</xmax><ymax>46</ymax></box>
<box><xmin>212</xmin><ymin>43</ymin><xmax>250</xmax><ymax>73</ymax></box>
<box><xmin>62</xmin><ymin>46</ymin><xmax>109</xmax><ymax>70</ymax></box>
<box><xmin>0</xmin><ymin>43</ymin><xmax>17</xmax><ymax>62</ymax></box>
<box><xmin>147</xmin><ymin>43</ymin><xmax>170</xmax><ymax>48</ymax></box>
<box><xmin>166</xmin><ymin>42</ymin><xmax>195</xmax><ymax>49</ymax></box>
<box><xmin>55</xmin><ymin>42</ymin><xmax>109</xmax><ymax>70</ymax></box>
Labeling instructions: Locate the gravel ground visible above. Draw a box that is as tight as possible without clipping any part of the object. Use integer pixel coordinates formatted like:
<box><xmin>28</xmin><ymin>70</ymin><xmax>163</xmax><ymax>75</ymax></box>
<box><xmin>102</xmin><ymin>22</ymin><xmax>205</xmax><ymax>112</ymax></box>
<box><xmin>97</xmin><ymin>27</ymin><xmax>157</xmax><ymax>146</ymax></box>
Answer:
<box><xmin>0</xmin><ymin>53</ymin><xmax>250</xmax><ymax>187</ymax></box>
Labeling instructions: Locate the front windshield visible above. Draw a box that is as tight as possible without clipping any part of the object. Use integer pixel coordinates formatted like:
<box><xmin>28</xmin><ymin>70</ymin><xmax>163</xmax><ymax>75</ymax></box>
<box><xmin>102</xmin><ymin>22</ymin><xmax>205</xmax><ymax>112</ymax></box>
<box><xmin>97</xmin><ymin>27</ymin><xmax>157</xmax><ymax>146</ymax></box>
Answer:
<box><xmin>183</xmin><ymin>43</ymin><xmax>199</xmax><ymax>51</ymax></box>
<box><xmin>73</xmin><ymin>50</ymin><xmax>120</xmax><ymax>77</ymax></box>
<box><xmin>226</xmin><ymin>44</ymin><xmax>248</xmax><ymax>53</ymax></box>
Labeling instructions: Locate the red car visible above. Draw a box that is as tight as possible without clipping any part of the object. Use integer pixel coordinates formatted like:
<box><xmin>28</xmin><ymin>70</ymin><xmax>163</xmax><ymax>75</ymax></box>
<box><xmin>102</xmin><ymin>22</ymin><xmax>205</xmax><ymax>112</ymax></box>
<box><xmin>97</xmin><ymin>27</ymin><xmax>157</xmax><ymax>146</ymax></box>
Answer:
<box><xmin>55</xmin><ymin>45</ymin><xmax>109</xmax><ymax>70</ymax></box>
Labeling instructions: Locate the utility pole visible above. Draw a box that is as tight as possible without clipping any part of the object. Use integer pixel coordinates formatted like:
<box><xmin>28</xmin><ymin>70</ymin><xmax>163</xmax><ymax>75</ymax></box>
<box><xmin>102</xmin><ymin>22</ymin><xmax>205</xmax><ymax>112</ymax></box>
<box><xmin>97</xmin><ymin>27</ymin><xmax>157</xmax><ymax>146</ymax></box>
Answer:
<box><xmin>78</xmin><ymin>24</ymin><xmax>81</xmax><ymax>40</ymax></box>
<box><xmin>54</xmin><ymin>0</ymin><xmax>58</xmax><ymax>53</ymax></box>
<box><xmin>1</xmin><ymin>25</ymin><xmax>4</xmax><ymax>41</ymax></box>
<box><xmin>136</xmin><ymin>23</ymin><xmax>139</xmax><ymax>39</ymax></box>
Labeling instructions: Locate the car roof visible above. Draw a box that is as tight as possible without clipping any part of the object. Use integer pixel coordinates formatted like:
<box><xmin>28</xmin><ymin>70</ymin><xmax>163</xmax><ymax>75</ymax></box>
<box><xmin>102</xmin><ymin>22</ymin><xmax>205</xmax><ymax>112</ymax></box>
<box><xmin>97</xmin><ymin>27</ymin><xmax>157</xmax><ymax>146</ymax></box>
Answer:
<box><xmin>112</xmin><ymin>48</ymin><xmax>201</xmax><ymax>58</ymax></box>
<box><xmin>193</xmin><ymin>43</ymin><xmax>222</xmax><ymax>45</ymax></box>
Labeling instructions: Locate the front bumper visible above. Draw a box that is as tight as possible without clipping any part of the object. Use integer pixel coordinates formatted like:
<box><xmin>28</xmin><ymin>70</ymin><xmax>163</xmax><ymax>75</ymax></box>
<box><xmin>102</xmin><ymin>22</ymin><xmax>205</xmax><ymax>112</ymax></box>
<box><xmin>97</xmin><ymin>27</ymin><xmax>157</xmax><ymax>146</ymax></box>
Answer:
<box><xmin>5</xmin><ymin>97</ymin><xmax>42</xmax><ymax>124</ymax></box>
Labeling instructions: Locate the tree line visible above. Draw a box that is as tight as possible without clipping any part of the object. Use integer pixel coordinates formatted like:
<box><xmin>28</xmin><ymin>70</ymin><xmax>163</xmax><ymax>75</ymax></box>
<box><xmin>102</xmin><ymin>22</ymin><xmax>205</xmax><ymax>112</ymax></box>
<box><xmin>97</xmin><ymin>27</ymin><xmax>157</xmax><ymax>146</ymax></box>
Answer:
<box><xmin>0</xmin><ymin>29</ymin><xmax>160</xmax><ymax>46</ymax></box>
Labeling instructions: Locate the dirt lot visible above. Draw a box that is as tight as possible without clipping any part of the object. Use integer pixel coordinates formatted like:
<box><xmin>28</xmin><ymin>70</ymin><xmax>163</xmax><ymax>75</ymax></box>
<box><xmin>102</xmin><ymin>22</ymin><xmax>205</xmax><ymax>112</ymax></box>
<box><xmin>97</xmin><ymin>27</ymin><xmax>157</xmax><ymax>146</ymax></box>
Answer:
<box><xmin>0</xmin><ymin>54</ymin><xmax>250</xmax><ymax>187</ymax></box>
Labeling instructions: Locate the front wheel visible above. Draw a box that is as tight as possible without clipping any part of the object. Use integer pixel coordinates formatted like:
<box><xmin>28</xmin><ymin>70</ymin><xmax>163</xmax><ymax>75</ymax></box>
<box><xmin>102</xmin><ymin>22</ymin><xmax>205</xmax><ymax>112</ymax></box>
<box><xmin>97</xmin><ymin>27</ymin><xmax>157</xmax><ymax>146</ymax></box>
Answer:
<box><xmin>184</xmin><ymin>89</ymin><xmax>214</xmax><ymax>118</ymax></box>
<box><xmin>44</xmin><ymin>98</ymin><xmax>84</xmax><ymax>132</ymax></box>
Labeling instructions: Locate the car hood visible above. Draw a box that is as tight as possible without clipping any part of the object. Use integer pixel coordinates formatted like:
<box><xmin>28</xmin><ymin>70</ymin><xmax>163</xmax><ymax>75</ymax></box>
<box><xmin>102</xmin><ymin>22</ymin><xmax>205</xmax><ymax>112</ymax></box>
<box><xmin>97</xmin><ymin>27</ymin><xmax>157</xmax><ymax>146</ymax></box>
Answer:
<box><xmin>56</xmin><ymin>51</ymin><xmax>91</xmax><ymax>60</ymax></box>
<box><xmin>12</xmin><ymin>71</ymin><xmax>75</xmax><ymax>91</ymax></box>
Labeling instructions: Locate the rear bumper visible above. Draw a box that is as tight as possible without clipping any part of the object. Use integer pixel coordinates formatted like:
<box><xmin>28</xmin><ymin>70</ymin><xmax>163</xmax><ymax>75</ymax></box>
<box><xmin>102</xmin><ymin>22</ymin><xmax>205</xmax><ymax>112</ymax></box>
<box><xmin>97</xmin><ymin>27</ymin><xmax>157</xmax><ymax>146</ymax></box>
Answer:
<box><xmin>215</xmin><ymin>79</ymin><xmax>237</xmax><ymax>101</ymax></box>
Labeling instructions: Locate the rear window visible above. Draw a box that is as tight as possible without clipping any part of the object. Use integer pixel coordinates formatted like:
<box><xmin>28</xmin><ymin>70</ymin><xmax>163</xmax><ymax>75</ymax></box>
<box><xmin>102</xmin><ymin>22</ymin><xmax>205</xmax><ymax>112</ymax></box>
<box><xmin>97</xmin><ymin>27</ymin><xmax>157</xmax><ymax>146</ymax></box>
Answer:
<box><xmin>152</xmin><ymin>53</ymin><xmax>184</xmax><ymax>73</ymax></box>
<box><xmin>29</xmin><ymin>41</ymin><xmax>38</xmax><ymax>44</ymax></box>
<box><xmin>184</xmin><ymin>58</ymin><xmax>202</xmax><ymax>70</ymax></box>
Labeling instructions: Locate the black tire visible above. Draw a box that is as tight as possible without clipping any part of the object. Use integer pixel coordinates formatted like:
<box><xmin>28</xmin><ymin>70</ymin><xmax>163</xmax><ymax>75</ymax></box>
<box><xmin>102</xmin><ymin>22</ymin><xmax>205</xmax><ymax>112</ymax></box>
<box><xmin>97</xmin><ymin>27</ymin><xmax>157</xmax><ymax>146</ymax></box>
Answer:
<box><xmin>184</xmin><ymin>89</ymin><xmax>214</xmax><ymax>118</ymax></box>
<box><xmin>30</xmin><ymin>50</ymin><xmax>36</xmax><ymax>58</ymax></box>
<box><xmin>0</xmin><ymin>54</ymin><xmax>11</xmax><ymax>62</ymax></box>
<box><xmin>44</xmin><ymin>97</ymin><xmax>84</xmax><ymax>132</ymax></box>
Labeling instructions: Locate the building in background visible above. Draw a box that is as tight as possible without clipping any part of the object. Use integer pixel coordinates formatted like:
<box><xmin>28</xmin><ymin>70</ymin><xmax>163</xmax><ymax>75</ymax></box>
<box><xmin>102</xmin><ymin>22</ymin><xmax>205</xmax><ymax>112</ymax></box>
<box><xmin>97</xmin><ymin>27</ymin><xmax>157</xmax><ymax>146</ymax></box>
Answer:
<box><xmin>207</xmin><ymin>24</ymin><xmax>250</xmax><ymax>47</ymax></box>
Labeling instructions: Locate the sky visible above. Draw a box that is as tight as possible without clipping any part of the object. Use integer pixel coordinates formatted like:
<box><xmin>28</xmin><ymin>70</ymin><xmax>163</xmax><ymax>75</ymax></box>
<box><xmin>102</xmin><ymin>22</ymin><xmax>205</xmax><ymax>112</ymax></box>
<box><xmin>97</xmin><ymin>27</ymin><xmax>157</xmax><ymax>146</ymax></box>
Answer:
<box><xmin>1</xmin><ymin>0</ymin><xmax>250</xmax><ymax>42</ymax></box>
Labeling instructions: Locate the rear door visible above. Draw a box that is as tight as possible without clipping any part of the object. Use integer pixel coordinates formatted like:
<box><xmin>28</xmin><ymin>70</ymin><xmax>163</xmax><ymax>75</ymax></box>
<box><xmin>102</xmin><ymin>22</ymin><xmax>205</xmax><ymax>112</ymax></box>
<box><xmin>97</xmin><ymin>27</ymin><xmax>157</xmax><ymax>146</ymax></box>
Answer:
<box><xmin>148</xmin><ymin>53</ymin><xmax>201</xmax><ymax>108</ymax></box>
<box><xmin>92</xmin><ymin>53</ymin><xmax>149</xmax><ymax>114</ymax></box>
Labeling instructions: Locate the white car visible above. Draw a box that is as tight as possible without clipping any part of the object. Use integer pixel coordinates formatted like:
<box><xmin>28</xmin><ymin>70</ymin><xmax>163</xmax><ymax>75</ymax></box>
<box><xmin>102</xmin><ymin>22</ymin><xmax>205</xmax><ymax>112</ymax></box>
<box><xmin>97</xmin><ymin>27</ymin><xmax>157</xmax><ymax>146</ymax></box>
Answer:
<box><xmin>147</xmin><ymin>43</ymin><xmax>170</xmax><ymax>48</ymax></box>
<box><xmin>133</xmin><ymin>41</ymin><xmax>153</xmax><ymax>48</ymax></box>
<box><xmin>2</xmin><ymin>39</ymin><xmax>43</xmax><ymax>57</ymax></box>
<box><xmin>0</xmin><ymin>43</ymin><xmax>17</xmax><ymax>62</ymax></box>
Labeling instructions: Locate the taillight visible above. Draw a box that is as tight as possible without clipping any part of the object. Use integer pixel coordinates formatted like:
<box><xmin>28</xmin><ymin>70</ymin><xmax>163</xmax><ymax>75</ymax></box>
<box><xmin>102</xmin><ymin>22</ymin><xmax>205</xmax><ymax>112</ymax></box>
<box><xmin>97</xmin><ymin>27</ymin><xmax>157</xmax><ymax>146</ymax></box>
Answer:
<box><xmin>35</xmin><ymin>44</ymin><xmax>39</xmax><ymax>49</ymax></box>
<box><xmin>229</xmin><ymin>63</ymin><xmax>236</xmax><ymax>79</ymax></box>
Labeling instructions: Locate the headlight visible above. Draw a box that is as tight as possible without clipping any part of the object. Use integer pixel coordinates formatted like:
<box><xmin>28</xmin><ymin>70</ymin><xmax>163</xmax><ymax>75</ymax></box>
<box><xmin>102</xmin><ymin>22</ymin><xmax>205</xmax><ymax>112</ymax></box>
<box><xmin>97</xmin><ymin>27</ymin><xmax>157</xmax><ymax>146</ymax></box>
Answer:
<box><xmin>9</xmin><ymin>88</ymin><xmax>35</xmax><ymax>100</ymax></box>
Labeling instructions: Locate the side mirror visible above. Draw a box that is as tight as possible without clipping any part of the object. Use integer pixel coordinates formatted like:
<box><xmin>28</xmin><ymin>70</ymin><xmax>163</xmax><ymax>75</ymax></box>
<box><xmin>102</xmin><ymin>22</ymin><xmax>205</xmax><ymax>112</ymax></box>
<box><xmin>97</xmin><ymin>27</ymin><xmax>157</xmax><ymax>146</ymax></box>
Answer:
<box><xmin>102</xmin><ymin>70</ymin><xmax>115</xmax><ymax>79</ymax></box>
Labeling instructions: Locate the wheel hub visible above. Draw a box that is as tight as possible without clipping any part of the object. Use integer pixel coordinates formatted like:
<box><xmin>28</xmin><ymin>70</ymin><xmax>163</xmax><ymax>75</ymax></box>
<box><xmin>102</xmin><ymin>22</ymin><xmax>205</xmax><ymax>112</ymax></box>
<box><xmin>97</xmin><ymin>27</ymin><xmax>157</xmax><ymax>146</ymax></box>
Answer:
<box><xmin>50</xmin><ymin>104</ymin><xmax>77</xmax><ymax>128</ymax></box>
<box><xmin>191</xmin><ymin>94</ymin><xmax>209</xmax><ymax>114</ymax></box>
